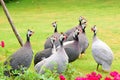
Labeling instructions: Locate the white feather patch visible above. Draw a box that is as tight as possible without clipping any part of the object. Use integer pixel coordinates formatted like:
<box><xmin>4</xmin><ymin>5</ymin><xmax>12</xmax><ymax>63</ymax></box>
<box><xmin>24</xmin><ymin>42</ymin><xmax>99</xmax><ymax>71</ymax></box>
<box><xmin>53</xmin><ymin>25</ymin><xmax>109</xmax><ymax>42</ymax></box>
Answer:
<box><xmin>57</xmin><ymin>41</ymin><xmax>74</xmax><ymax>49</ymax></box>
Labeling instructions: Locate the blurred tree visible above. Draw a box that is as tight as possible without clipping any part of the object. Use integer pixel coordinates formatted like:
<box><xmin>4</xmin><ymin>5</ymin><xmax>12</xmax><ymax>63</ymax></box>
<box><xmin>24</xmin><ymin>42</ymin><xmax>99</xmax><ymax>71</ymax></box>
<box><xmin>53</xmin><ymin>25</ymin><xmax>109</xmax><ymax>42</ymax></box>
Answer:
<box><xmin>0</xmin><ymin>0</ymin><xmax>23</xmax><ymax>46</ymax></box>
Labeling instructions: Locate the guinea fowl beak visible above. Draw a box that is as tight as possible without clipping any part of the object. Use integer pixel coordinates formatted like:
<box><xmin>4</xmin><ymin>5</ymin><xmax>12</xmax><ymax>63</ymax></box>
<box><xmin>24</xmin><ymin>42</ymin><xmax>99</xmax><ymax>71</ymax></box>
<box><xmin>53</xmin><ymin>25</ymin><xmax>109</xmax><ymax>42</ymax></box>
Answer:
<box><xmin>30</xmin><ymin>31</ymin><xmax>34</xmax><ymax>36</ymax></box>
<box><xmin>64</xmin><ymin>35</ymin><xmax>67</xmax><ymax>40</ymax></box>
<box><xmin>91</xmin><ymin>25</ymin><xmax>96</xmax><ymax>32</ymax></box>
<box><xmin>91</xmin><ymin>28</ymin><xmax>93</xmax><ymax>31</ymax></box>
<box><xmin>52</xmin><ymin>21</ymin><xmax>57</xmax><ymax>27</ymax></box>
<box><xmin>32</xmin><ymin>31</ymin><xmax>34</xmax><ymax>34</ymax></box>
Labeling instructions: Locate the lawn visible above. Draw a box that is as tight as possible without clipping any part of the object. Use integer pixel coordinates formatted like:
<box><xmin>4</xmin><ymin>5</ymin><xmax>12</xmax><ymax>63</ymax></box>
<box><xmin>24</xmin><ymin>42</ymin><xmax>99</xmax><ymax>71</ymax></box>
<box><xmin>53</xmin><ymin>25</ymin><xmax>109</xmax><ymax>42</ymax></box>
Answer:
<box><xmin>0</xmin><ymin>0</ymin><xmax>120</xmax><ymax>79</ymax></box>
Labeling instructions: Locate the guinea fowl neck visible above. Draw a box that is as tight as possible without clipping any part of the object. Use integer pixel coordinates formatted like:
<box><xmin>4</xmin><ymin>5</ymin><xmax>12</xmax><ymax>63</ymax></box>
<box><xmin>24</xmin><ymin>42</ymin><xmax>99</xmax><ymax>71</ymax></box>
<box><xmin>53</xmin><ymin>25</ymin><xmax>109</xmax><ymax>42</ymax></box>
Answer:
<box><xmin>52</xmin><ymin>42</ymin><xmax>56</xmax><ymax>49</ymax></box>
<box><xmin>79</xmin><ymin>22</ymin><xmax>85</xmax><ymax>33</ymax></box>
<box><xmin>52</xmin><ymin>42</ymin><xmax>56</xmax><ymax>53</ymax></box>
<box><xmin>79</xmin><ymin>21</ymin><xmax>82</xmax><ymax>26</ymax></box>
<box><xmin>60</xmin><ymin>40</ymin><xmax>63</xmax><ymax>47</ymax></box>
<box><xmin>54</xmin><ymin>26</ymin><xmax>57</xmax><ymax>33</ymax></box>
<box><xmin>82</xmin><ymin>29</ymin><xmax>85</xmax><ymax>33</ymax></box>
<box><xmin>74</xmin><ymin>35</ymin><xmax>79</xmax><ymax>41</ymax></box>
<box><xmin>24</xmin><ymin>34</ymin><xmax>31</xmax><ymax>47</ymax></box>
<box><xmin>27</xmin><ymin>34</ymin><xmax>30</xmax><ymax>42</ymax></box>
<box><xmin>93</xmin><ymin>31</ymin><xmax>97</xmax><ymax>38</ymax></box>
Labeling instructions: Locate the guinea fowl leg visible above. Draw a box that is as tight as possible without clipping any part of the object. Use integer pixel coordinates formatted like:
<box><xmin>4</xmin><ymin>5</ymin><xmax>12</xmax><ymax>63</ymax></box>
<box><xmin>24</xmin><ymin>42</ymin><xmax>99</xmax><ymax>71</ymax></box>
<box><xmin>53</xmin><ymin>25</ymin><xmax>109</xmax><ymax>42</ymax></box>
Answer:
<box><xmin>79</xmin><ymin>53</ymin><xmax>85</xmax><ymax>58</ymax></box>
<box><xmin>79</xmin><ymin>54</ymin><xmax>82</xmax><ymax>58</ymax></box>
<box><xmin>96</xmin><ymin>64</ymin><xmax>99</xmax><ymax>71</ymax></box>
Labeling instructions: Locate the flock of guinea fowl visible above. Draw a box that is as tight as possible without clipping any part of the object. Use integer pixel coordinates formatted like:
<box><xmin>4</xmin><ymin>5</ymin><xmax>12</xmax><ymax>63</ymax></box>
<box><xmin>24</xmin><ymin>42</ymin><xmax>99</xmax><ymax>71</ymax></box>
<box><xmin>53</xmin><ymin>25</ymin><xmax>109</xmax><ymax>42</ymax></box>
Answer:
<box><xmin>3</xmin><ymin>16</ymin><xmax>114</xmax><ymax>77</ymax></box>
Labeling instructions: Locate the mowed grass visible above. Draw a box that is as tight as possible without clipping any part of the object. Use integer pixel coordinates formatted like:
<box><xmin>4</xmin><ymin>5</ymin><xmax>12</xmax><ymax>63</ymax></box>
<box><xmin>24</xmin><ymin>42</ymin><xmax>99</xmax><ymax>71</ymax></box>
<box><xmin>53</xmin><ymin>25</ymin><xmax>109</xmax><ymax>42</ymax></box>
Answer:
<box><xmin>0</xmin><ymin>0</ymin><xmax>120</xmax><ymax>79</ymax></box>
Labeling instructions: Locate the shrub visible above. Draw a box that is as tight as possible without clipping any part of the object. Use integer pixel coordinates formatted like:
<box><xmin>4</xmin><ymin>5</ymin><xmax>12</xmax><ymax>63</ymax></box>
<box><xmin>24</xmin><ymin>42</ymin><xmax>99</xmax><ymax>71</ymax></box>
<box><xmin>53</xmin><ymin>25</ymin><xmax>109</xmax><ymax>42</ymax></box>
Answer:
<box><xmin>1</xmin><ymin>61</ymin><xmax>120</xmax><ymax>80</ymax></box>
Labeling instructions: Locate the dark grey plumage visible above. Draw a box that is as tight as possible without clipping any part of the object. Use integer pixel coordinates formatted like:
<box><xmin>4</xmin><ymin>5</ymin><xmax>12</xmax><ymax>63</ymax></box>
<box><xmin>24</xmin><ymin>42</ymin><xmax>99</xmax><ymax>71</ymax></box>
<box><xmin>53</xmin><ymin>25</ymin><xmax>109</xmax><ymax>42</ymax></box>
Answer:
<box><xmin>58</xmin><ymin>28</ymin><xmax>82</xmax><ymax>62</ymax></box>
<box><xmin>35</xmin><ymin>34</ymin><xmax>68</xmax><ymax>74</ymax></box>
<box><xmin>4</xmin><ymin>29</ymin><xmax>34</xmax><ymax>77</ymax></box>
<box><xmin>44</xmin><ymin>22</ymin><xmax>61</xmax><ymax>49</ymax></box>
<box><xmin>91</xmin><ymin>26</ymin><xmax>114</xmax><ymax>72</ymax></box>
<box><xmin>34</xmin><ymin>37</ymin><xmax>57</xmax><ymax>66</ymax></box>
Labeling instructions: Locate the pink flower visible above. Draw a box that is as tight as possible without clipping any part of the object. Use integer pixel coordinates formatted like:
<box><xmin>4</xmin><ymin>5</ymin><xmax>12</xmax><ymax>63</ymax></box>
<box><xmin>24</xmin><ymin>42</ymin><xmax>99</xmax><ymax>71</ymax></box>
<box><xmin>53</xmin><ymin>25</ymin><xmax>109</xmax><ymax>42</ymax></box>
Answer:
<box><xmin>86</xmin><ymin>72</ymin><xmax>101</xmax><ymax>80</ymax></box>
<box><xmin>75</xmin><ymin>71</ymin><xmax>120</xmax><ymax>80</ymax></box>
<box><xmin>104</xmin><ymin>77</ymin><xmax>112</xmax><ymax>80</ymax></box>
<box><xmin>91</xmin><ymin>72</ymin><xmax>97</xmax><ymax>76</ymax></box>
<box><xmin>113</xmin><ymin>74</ymin><xmax>120</xmax><ymax>80</ymax></box>
<box><xmin>59</xmin><ymin>74</ymin><xmax>66</xmax><ymax>80</ymax></box>
<box><xmin>97</xmin><ymin>74</ymin><xmax>102</xmax><ymax>79</ymax></box>
<box><xmin>86</xmin><ymin>74</ymin><xmax>92</xmax><ymax>78</ymax></box>
<box><xmin>75</xmin><ymin>77</ymin><xmax>87</xmax><ymax>80</ymax></box>
<box><xmin>0</xmin><ymin>40</ymin><xmax>5</xmax><ymax>48</ymax></box>
<box><xmin>110</xmin><ymin>71</ymin><xmax>119</xmax><ymax>77</ymax></box>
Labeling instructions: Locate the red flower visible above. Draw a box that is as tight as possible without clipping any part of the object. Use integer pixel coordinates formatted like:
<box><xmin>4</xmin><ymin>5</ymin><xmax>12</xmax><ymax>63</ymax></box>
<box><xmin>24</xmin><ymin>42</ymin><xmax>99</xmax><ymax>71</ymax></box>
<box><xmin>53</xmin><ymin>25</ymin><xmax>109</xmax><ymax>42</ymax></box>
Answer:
<box><xmin>110</xmin><ymin>71</ymin><xmax>118</xmax><ymax>77</ymax></box>
<box><xmin>104</xmin><ymin>77</ymin><xmax>112</xmax><ymax>80</ymax></box>
<box><xmin>0</xmin><ymin>41</ymin><xmax>5</xmax><ymax>48</ymax></box>
<box><xmin>59</xmin><ymin>74</ymin><xmax>66</xmax><ymax>80</ymax></box>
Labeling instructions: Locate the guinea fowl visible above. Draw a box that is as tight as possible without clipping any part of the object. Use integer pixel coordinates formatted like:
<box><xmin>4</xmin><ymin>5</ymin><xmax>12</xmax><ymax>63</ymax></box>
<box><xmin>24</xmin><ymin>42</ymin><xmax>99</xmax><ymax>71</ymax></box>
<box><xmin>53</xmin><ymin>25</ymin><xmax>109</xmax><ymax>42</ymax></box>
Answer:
<box><xmin>44</xmin><ymin>21</ymin><xmax>61</xmax><ymax>49</ymax></box>
<box><xmin>35</xmin><ymin>34</ymin><xmax>68</xmax><ymax>74</ymax></box>
<box><xmin>4</xmin><ymin>29</ymin><xmax>34</xmax><ymax>77</ymax></box>
<box><xmin>58</xmin><ymin>28</ymin><xmax>82</xmax><ymax>62</ymax></box>
<box><xmin>65</xmin><ymin>16</ymin><xmax>89</xmax><ymax>55</ymax></box>
<box><xmin>91</xmin><ymin>26</ymin><xmax>114</xmax><ymax>72</ymax></box>
<box><xmin>34</xmin><ymin>36</ymin><xmax>57</xmax><ymax>66</ymax></box>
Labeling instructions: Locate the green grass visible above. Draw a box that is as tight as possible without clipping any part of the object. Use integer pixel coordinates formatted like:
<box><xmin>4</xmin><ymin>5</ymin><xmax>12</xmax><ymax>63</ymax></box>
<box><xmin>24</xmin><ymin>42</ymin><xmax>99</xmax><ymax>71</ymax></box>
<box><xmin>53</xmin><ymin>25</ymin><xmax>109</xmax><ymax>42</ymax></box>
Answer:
<box><xmin>0</xmin><ymin>0</ymin><xmax>120</xmax><ymax>79</ymax></box>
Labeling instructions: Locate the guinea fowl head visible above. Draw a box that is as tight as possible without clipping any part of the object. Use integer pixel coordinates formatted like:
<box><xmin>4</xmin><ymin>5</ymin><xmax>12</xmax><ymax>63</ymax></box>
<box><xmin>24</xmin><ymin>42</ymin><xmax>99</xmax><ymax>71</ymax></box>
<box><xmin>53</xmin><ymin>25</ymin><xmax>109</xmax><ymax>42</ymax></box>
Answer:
<box><xmin>73</xmin><ymin>28</ymin><xmax>81</xmax><ymax>40</ymax></box>
<box><xmin>50</xmin><ymin>36</ymin><xmax>57</xmax><ymax>52</ymax></box>
<box><xmin>79</xmin><ymin>16</ymin><xmax>83</xmax><ymax>23</ymax></box>
<box><xmin>79</xmin><ymin>16</ymin><xmax>87</xmax><ymax>24</ymax></box>
<box><xmin>91</xmin><ymin>25</ymin><xmax>97</xmax><ymax>36</ymax></box>
<box><xmin>59</xmin><ymin>33</ymin><xmax>67</xmax><ymax>46</ymax></box>
<box><xmin>52</xmin><ymin>21</ymin><xmax>57</xmax><ymax>33</ymax></box>
<box><xmin>81</xmin><ymin>19</ymin><xmax>87</xmax><ymax>29</ymax></box>
<box><xmin>50</xmin><ymin>36</ymin><xmax>57</xmax><ymax>45</ymax></box>
<box><xmin>79</xmin><ymin>16</ymin><xmax>87</xmax><ymax>32</ymax></box>
<box><xmin>26</xmin><ymin>29</ymin><xmax>34</xmax><ymax>42</ymax></box>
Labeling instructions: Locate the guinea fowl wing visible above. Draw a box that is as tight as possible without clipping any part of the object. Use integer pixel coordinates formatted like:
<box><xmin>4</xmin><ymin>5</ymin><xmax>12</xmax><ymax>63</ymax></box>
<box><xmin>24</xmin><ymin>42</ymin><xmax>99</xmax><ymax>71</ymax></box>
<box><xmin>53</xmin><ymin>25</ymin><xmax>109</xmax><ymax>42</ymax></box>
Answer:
<box><xmin>34</xmin><ymin>48</ymin><xmax>52</xmax><ymax>65</ymax></box>
<box><xmin>39</xmin><ymin>49</ymin><xmax>68</xmax><ymax>74</ymax></box>
<box><xmin>65</xmin><ymin>27</ymin><xmax>76</xmax><ymax>36</ymax></box>
<box><xmin>5</xmin><ymin>47</ymin><xmax>33</xmax><ymax>69</ymax></box>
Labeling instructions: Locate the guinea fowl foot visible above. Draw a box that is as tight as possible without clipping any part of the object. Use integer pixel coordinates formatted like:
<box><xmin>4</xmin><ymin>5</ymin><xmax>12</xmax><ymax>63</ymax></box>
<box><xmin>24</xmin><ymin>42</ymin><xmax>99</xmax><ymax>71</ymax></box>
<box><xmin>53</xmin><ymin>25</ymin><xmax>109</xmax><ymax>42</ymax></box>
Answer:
<box><xmin>79</xmin><ymin>53</ymin><xmax>85</xmax><ymax>58</ymax></box>
<box><xmin>102</xmin><ymin>69</ymin><xmax>110</xmax><ymax>73</ymax></box>
<box><xmin>96</xmin><ymin>64</ymin><xmax>99</xmax><ymax>71</ymax></box>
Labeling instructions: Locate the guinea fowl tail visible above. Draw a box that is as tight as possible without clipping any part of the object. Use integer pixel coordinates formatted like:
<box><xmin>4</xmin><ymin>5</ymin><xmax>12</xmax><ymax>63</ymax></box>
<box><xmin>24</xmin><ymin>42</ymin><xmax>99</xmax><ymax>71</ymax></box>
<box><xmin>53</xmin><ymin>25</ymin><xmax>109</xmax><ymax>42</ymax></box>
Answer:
<box><xmin>102</xmin><ymin>62</ymin><xmax>111</xmax><ymax>72</ymax></box>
